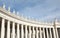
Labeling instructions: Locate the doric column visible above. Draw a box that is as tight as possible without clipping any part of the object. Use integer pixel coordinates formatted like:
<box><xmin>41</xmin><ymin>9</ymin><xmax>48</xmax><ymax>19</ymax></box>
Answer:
<box><xmin>49</xmin><ymin>28</ymin><xmax>52</xmax><ymax>38</ymax></box>
<box><xmin>17</xmin><ymin>24</ymin><xmax>20</xmax><ymax>38</ymax></box>
<box><xmin>53</xmin><ymin>28</ymin><xmax>56</xmax><ymax>38</ymax></box>
<box><xmin>36</xmin><ymin>27</ymin><xmax>38</xmax><ymax>38</ymax></box>
<box><xmin>43</xmin><ymin>28</ymin><xmax>45</xmax><ymax>38</ymax></box>
<box><xmin>46</xmin><ymin>28</ymin><xmax>49</xmax><ymax>38</ymax></box>
<box><xmin>29</xmin><ymin>26</ymin><xmax>31</xmax><ymax>38</ymax></box>
<box><xmin>12</xmin><ymin>22</ymin><xmax>15</xmax><ymax>38</ymax></box>
<box><xmin>21</xmin><ymin>24</ymin><xmax>23</xmax><ymax>38</ymax></box>
<box><xmin>56</xmin><ymin>28</ymin><xmax>59</xmax><ymax>38</ymax></box>
<box><xmin>25</xmin><ymin>25</ymin><xmax>27</xmax><ymax>38</ymax></box>
<box><xmin>39</xmin><ymin>27</ymin><xmax>42</xmax><ymax>38</ymax></box>
<box><xmin>1</xmin><ymin>18</ymin><xmax>5</xmax><ymax>38</ymax></box>
<box><xmin>33</xmin><ymin>27</ymin><xmax>35</xmax><ymax>38</ymax></box>
<box><xmin>7</xmin><ymin>21</ymin><xmax>10</xmax><ymax>38</ymax></box>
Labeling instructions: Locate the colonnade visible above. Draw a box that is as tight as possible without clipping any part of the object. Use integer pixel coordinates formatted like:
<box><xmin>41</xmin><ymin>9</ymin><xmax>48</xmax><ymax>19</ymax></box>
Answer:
<box><xmin>0</xmin><ymin>4</ymin><xmax>60</xmax><ymax>38</ymax></box>
<box><xmin>0</xmin><ymin>17</ymin><xmax>60</xmax><ymax>38</ymax></box>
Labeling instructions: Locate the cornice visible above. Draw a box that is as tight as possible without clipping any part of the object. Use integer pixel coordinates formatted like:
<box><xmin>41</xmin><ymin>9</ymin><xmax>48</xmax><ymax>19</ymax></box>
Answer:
<box><xmin>0</xmin><ymin>7</ymin><xmax>53</xmax><ymax>25</ymax></box>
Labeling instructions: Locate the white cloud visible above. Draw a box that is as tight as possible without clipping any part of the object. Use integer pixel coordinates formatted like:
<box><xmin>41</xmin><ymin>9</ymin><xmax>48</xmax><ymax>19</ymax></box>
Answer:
<box><xmin>19</xmin><ymin>0</ymin><xmax>60</xmax><ymax>21</ymax></box>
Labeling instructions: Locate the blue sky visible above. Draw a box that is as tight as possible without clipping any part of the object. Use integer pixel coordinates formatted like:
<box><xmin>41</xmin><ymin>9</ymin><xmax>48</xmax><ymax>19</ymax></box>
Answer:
<box><xmin>0</xmin><ymin>0</ymin><xmax>60</xmax><ymax>21</ymax></box>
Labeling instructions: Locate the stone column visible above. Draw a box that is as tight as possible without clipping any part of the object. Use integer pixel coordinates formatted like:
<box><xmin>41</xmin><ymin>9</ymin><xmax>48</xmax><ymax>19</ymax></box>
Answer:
<box><xmin>25</xmin><ymin>25</ymin><xmax>27</xmax><ymax>38</ymax></box>
<box><xmin>12</xmin><ymin>22</ymin><xmax>15</xmax><ymax>38</ymax></box>
<box><xmin>43</xmin><ymin>28</ymin><xmax>45</xmax><ymax>38</ymax></box>
<box><xmin>46</xmin><ymin>28</ymin><xmax>49</xmax><ymax>38</ymax></box>
<box><xmin>29</xmin><ymin>26</ymin><xmax>31</xmax><ymax>38</ymax></box>
<box><xmin>36</xmin><ymin>27</ymin><xmax>38</xmax><ymax>38</ymax></box>
<box><xmin>17</xmin><ymin>24</ymin><xmax>20</xmax><ymax>38</ymax></box>
<box><xmin>33</xmin><ymin>27</ymin><xmax>35</xmax><ymax>38</ymax></box>
<box><xmin>39</xmin><ymin>27</ymin><xmax>42</xmax><ymax>38</ymax></box>
<box><xmin>49</xmin><ymin>28</ymin><xmax>52</xmax><ymax>38</ymax></box>
<box><xmin>21</xmin><ymin>24</ymin><xmax>23</xmax><ymax>38</ymax></box>
<box><xmin>56</xmin><ymin>28</ymin><xmax>59</xmax><ymax>38</ymax></box>
<box><xmin>53</xmin><ymin>28</ymin><xmax>56</xmax><ymax>38</ymax></box>
<box><xmin>1</xmin><ymin>18</ymin><xmax>5</xmax><ymax>38</ymax></box>
<box><xmin>7</xmin><ymin>21</ymin><xmax>10</xmax><ymax>38</ymax></box>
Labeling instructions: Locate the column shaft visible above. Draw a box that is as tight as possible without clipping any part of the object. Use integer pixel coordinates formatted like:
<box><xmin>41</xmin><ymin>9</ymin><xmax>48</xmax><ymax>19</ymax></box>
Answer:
<box><xmin>43</xmin><ymin>28</ymin><xmax>45</xmax><ymax>38</ymax></box>
<box><xmin>40</xmin><ymin>27</ymin><xmax>42</xmax><ymax>38</ymax></box>
<box><xmin>7</xmin><ymin>21</ymin><xmax>10</xmax><ymax>38</ymax></box>
<box><xmin>33</xmin><ymin>27</ymin><xmax>35</xmax><ymax>38</ymax></box>
<box><xmin>21</xmin><ymin>25</ymin><xmax>23</xmax><ymax>38</ymax></box>
<box><xmin>53</xmin><ymin>28</ymin><xmax>56</xmax><ymax>38</ymax></box>
<box><xmin>49</xmin><ymin>28</ymin><xmax>52</xmax><ymax>38</ymax></box>
<box><xmin>46</xmin><ymin>28</ymin><xmax>49</xmax><ymax>38</ymax></box>
<box><xmin>56</xmin><ymin>28</ymin><xmax>59</xmax><ymax>38</ymax></box>
<box><xmin>17</xmin><ymin>24</ymin><xmax>20</xmax><ymax>38</ymax></box>
<box><xmin>29</xmin><ymin>26</ymin><xmax>31</xmax><ymax>38</ymax></box>
<box><xmin>36</xmin><ymin>27</ymin><xmax>38</xmax><ymax>38</ymax></box>
<box><xmin>1</xmin><ymin>18</ymin><xmax>5</xmax><ymax>38</ymax></box>
<box><xmin>25</xmin><ymin>25</ymin><xmax>27</xmax><ymax>38</ymax></box>
<box><xmin>12</xmin><ymin>22</ymin><xmax>15</xmax><ymax>38</ymax></box>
